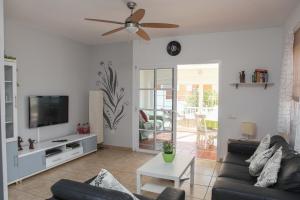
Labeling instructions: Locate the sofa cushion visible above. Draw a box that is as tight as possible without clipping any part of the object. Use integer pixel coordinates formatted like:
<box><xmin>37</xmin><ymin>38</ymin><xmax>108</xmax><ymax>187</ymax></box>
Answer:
<box><xmin>224</xmin><ymin>153</ymin><xmax>249</xmax><ymax>166</ymax></box>
<box><xmin>139</xmin><ymin>110</ymin><xmax>149</xmax><ymax>122</ymax></box>
<box><xmin>157</xmin><ymin>187</ymin><xmax>185</xmax><ymax>200</ymax></box>
<box><xmin>85</xmin><ymin>176</ymin><xmax>150</xmax><ymax>199</ymax></box>
<box><xmin>246</xmin><ymin>134</ymin><xmax>271</xmax><ymax>163</ymax></box>
<box><xmin>134</xmin><ymin>194</ymin><xmax>154</xmax><ymax>200</ymax></box>
<box><xmin>51</xmin><ymin>179</ymin><xmax>133</xmax><ymax>200</ymax></box>
<box><xmin>269</xmin><ymin>135</ymin><xmax>300</xmax><ymax>160</ymax></box>
<box><xmin>227</xmin><ymin>139</ymin><xmax>259</xmax><ymax>156</ymax></box>
<box><xmin>249</xmin><ymin>145</ymin><xmax>276</xmax><ymax>176</ymax></box>
<box><xmin>255</xmin><ymin>147</ymin><xmax>283</xmax><ymax>188</ymax></box>
<box><xmin>270</xmin><ymin>135</ymin><xmax>289</xmax><ymax>149</ymax></box>
<box><xmin>219</xmin><ymin>163</ymin><xmax>256</xmax><ymax>183</ymax></box>
<box><xmin>90</xmin><ymin>169</ymin><xmax>138</xmax><ymax>200</ymax></box>
<box><xmin>275</xmin><ymin>155</ymin><xmax>300</xmax><ymax>193</ymax></box>
<box><xmin>212</xmin><ymin>177</ymin><xmax>300</xmax><ymax>200</ymax></box>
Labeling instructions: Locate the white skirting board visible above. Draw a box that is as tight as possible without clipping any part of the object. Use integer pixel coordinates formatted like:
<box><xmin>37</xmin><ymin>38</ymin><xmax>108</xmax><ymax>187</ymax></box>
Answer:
<box><xmin>89</xmin><ymin>90</ymin><xmax>104</xmax><ymax>144</ymax></box>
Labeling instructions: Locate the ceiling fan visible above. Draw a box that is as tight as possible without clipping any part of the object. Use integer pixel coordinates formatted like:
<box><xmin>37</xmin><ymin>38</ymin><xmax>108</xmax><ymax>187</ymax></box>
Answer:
<box><xmin>84</xmin><ymin>1</ymin><xmax>179</xmax><ymax>41</ymax></box>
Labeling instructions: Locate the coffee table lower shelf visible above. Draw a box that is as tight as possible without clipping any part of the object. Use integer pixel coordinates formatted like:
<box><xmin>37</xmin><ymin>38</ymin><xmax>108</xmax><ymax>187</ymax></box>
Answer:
<box><xmin>141</xmin><ymin>183</ymin><xmax>167</xmax><ymax>194</ymax></box>
<box><xmin>136</xmin><ymin>153</ymin><xmax>195</xmax><ymax>195</ymax></box>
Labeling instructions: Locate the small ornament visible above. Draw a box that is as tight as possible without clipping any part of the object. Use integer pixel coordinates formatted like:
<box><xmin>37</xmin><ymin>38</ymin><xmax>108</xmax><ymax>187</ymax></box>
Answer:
<box><xmin>77</xmin><ymin>123</ymin><xmax>81</xmax><ymax>134</ymax></box>
<box><xmin>28</xmin><ymin>138</ymin><xmax>35</xmax><ymax>150</ymax></box>
<box><xmin>239</xmin><ymin>71</ymin><xmax>246</xmax><ymax>83</ymax></box>
<box><xmin>18</xmin><ymin>136</ymin><xmax>23</xmax><ymax>151</ymax></box>
<box><xmin>86</xmin><ymin>123</ymin><xmax>90</xmax><ymax>134</ymax></box>
<box><xmin>77</xmin><ymin>122</ymin><xmax>90</xmax><ymax>134</ymax></box>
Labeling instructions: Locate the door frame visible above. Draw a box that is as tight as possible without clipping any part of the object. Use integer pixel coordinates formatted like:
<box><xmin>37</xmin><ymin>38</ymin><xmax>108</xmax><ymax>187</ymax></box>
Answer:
<box><xmin>133</xmin><ymin>61</ymin><xmax>222</xmax><ymax>160</ymax></box>
<box><xmin>134</xmin><ymin>65</ymin><xmax>177</xmax><ymax>154</ymax></box>
<box><xmin>0</xmin><ymin>0</ymin><xmax>8</xmax><ymax>198</ymax></box>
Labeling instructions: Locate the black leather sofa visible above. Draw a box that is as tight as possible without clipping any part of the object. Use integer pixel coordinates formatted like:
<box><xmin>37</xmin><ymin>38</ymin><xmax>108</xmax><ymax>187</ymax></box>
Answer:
<box><xmin>212</xmin><ymin>135</ymin><xmax>300</xmax><ymax>200</ymax></box>
<box><xmin>48</xmin><ymin>176</ymin><xmax>185</xmax><ymax>200</ymax></box>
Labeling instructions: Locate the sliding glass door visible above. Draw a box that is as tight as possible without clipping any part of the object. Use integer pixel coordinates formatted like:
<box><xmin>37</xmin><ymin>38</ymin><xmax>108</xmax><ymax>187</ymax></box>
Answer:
<box><xmin>138</xmin><ymin>68</ymin><xmax>176</xmax><ymax>151</ymax></box>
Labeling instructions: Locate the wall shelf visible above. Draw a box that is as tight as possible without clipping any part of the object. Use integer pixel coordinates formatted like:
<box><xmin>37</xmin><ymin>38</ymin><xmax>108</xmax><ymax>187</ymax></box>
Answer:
<box><xmin>230</xmin><ymin>82</ymin><xmax>274</xmax><ymax>89</ymax></box>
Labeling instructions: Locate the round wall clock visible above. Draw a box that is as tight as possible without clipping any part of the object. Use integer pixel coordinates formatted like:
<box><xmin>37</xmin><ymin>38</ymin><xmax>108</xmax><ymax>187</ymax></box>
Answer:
<box><xmin>167</xmin><ymin>41</ymin><xmax>181</xmax><ymax>56</ymax></box>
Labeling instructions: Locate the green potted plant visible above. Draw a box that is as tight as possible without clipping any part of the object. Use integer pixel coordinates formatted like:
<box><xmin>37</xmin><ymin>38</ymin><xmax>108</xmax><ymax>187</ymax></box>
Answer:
<box><xmin>162</xmin><ymin>141</ymin><xmax>175</xmax><ymax>163</ymax></box>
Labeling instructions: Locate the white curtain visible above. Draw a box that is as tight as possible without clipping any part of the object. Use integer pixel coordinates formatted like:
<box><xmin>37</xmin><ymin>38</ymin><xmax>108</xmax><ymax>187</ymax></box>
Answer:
<box><xmin>277</xmin><ymin>31</ymin><xmax>294</xmax><ymax>141</ymax></box>
<box><xmin>277</xmin><ymin>30</ymin><xmax>300</xmax><ymax>151</ymax></box>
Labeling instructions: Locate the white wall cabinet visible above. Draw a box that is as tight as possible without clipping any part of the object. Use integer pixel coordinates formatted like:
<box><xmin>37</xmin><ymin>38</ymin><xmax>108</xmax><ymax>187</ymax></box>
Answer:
<box><xmin>18</xmin><ymin>151</ymin><xmax>46</xmax><ymax>178</ymax></box>
<box><xmin>6</xmin><ymin>142</ymin><xmax>19</xmax><ymax>183</ymax></box>
<box><xmin>4</xmin><ymin>59</ymin><xmax>17</xmax><ymax>142</ymax></box>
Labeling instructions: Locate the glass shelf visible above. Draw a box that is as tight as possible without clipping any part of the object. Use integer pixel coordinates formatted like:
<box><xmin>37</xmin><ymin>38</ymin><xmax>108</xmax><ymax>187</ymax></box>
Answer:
<box><xmin>4</xmin><ymin>63</ymin><xmax>17</xmax><ymax>141</ymax></box>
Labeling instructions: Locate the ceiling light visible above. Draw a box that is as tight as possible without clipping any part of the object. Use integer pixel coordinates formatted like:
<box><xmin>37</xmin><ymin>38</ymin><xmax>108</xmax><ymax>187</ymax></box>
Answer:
<box><xmin>126</xmin><ymin>23</ymin><xmax>138</xmax><ymax>33</ymax></box>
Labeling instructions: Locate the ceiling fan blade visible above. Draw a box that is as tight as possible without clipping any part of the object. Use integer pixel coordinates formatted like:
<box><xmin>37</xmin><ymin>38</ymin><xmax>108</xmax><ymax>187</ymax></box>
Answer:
<box><xmin>102</xmin><ymin>27</ymin><xmax>125</xmax><ymax>36</ymax></box>
<box><xmin>128</xmin><ymin>9</ymin><xmax>145</xmax><ymax>22</ymax></box>
<box><xmin>136</xmin><ymin>28</ymin><xmax>150</xmax><ymax>41</ymax></box>
<box><xmin>85</xmin><ymin>18</ymin><xmax>124</xmax><ymax>25</ymax></box>
<box><xmin>140</xmin><ymin>23</ymin><xmax>179</xmax><ymax>28</ymax></box>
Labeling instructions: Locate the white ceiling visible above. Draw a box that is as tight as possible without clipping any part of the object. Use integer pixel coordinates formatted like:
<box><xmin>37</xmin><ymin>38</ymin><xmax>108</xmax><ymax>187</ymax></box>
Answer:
<box><xmin>4</xmin><ymin>0</ymin><xmax>299</xmax><ymax>45</ymax></box>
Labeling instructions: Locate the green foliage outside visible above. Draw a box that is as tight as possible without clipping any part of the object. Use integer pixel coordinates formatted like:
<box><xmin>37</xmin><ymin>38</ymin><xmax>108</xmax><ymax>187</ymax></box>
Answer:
<box><xmin>185</xmin><ymin>88</ymin><xmax>218</xmax><ymax>108</ymax></box>
<box><xmin>185</xmin><ymin>89</ymin><xmax>199</xmax><ymax>107</ymax></box>
<box><xmin>203</xmin><ymin>90</ymin><xmax>218</xmax><ymax>107</ymax></box>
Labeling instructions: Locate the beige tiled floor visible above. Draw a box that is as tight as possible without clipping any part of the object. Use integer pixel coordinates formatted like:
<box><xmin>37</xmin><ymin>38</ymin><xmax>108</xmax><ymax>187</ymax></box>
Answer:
<box><xmin>8</xmin><ymin>147</ymin><xmax>220</xmax><ymax>200</ymax></box>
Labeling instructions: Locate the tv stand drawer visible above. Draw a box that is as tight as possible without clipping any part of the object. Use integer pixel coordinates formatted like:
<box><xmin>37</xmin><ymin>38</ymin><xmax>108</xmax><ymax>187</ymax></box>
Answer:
<box><xmin>65</xmin><ymin>147</ymin><xmax>83</xmax><ymax>158</ymax></box>
<box><xmin>46</xmin><ymin>154</ymin><xmax>64</xmax><ymax>168</ymax></box>
<box><xmin>46</xmin><ymin>147</ymin><xmax>83</xmax><ymax>168</ymax></box>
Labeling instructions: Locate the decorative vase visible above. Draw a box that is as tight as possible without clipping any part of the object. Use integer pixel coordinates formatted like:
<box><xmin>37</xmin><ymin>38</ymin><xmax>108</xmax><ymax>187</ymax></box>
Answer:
<box><xmin>239</xmin><ymin>71</ymin><xmax>246</xmax><ymax>83</ymax></box>
<box><xmin>162</xmin><ymin>152</ymin><xmax>175</xmax><ymax>163</ymax></box>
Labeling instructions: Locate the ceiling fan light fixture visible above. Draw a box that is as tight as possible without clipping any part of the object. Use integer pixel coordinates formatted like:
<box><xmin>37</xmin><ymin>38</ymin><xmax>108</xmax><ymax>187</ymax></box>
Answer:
<box><xmin>84</xmin><ymin>1</ymin><xmax>179</xmax><ymax>41</ymax></box>
<box><xmin>126</xmin><ymin>22</ymin><xmax>139</xmax><ymax>33</ymax></box>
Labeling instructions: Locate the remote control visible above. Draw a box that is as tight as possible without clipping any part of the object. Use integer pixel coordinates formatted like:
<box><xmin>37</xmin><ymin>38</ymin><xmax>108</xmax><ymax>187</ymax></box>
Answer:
<box><xmin>52</xmin><ymin>139</ymin><xmax>68</xmax><ymax>142</ymax></box>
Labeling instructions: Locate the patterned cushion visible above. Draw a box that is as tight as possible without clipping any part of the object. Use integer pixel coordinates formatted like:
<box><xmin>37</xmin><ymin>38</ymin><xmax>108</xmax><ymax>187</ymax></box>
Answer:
<box><xmin>249</xmin><ymin>145</ymin><xmax>276</xmax><ymax>176</ymax></box>
<box><xmin>246</xmin><ymin>134</ymin><xmax>271</xmax><ymax>163</ymax></box>
<box><xmin>139</xmin><ymin>110</ymin><xmax>148</xmax><ymax>122</ymax></box>
<box><xmin>90</xmin><ymin>169</ymin><xmax>139</xmax><ymax>200</ymax></box>
<box><xmin>255</xmin><ymin>147</ymin><xmax>283</xmax><ymax>187</ymax></box>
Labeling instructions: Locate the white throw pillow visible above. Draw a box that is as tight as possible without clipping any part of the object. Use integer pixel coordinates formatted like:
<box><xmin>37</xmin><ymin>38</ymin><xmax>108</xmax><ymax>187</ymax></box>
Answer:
<box><xmin>249</xmin><ymin>145</ymin><xmax>276</xmax><ymax>176</ymax></box>
<box><xmin>90</xmin><ymin>169</ymin><xmax>139</xmax><ymax>200</ymax></box>
<box><xmin>254</xmin><ymin>147</ymin><xmax>282</xmax><ymax>187</ymax></box>
<box><xmin>246</xmin><ymin>134</ymin><xmax>271</xmax><ymax>163</ymax></box>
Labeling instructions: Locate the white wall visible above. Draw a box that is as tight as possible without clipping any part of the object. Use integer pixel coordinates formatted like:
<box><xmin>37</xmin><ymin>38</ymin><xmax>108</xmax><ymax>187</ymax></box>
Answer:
<box><xmin>89</xmin><ymin>42</ymin><xmax>133</xmax><ymax>148</ymax></box>
<box><xmin>133</xmin><ymin>28</ymin><xmax>283</xmax><ymax>159</ymax></box>
<box><xmin>0</xmin><ymin>0</ymin><xmax>8</xmax><ymax>199</ymax></box>
<box><xmin>2</xmin><ymin>19</ymin><xmax>285</xmax><ymax>159</ymax></box>
<box><xmin>4</xmin><ymin>20</ymin><xmax>91</xmax><ymax>143</ymax></box>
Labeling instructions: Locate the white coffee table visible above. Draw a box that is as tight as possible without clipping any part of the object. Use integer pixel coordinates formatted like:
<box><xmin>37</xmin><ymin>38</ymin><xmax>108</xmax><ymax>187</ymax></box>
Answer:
<box><xmin>136</xmin><ymin>153</ymin><xmax>195</xmax><ymax>194</ymax></box>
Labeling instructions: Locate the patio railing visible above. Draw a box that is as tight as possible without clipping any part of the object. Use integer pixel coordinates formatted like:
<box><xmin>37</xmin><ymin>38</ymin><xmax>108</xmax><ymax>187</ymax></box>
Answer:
<box><xmin>181</xmin><ymin>106</ymin><xmax>217</xmax><ymax>118</ymax></box>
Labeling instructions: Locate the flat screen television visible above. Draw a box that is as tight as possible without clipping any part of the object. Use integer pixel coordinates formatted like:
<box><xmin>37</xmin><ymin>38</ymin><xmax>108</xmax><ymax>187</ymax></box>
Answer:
<box><xmin>29</xmin><ymin>96</ymin><xmax>69</xmax><ymax>128</ymax></box>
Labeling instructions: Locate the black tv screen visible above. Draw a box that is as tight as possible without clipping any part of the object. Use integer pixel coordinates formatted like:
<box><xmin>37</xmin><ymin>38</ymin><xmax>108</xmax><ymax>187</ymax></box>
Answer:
<box><xmin>29</xmin><ymin>96</ymin><xmax>69</xmax><ymax>128</ymax></box>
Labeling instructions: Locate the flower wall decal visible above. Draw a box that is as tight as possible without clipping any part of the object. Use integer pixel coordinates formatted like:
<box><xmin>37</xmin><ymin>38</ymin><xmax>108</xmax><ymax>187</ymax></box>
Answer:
<box><xmin>97</xmin><ymin>61</ymin><xmax>128</xmax><ymax>130</ymax></box>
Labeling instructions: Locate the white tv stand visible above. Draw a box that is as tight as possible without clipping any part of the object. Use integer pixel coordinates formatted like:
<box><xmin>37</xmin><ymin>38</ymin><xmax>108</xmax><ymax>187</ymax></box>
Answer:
<box><xmin>7</xmin><ymin>134</ymin><xmax>97</xmax><ymax>184</ymax></box>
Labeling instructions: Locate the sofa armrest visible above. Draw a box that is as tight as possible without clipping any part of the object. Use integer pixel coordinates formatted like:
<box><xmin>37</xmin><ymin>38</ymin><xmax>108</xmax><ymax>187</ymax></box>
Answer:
<box><xmin>213</xmin><ymin>177</ymin><xmax>300</xmax><ymax>200</ymax></box>
<box><xmin>227</xmin><ymin>139</ymin><xmax>259</xmax><ymax>156</ymax></box>
<box><xmin>51</xmin><ymin>179</ymin><xmax>133</xmax><ymax>200</ymax></box>
<box><xmin>156</xmin><ymin>187</ymin><xmax>185</xmax><ymax>200</ymax></box>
